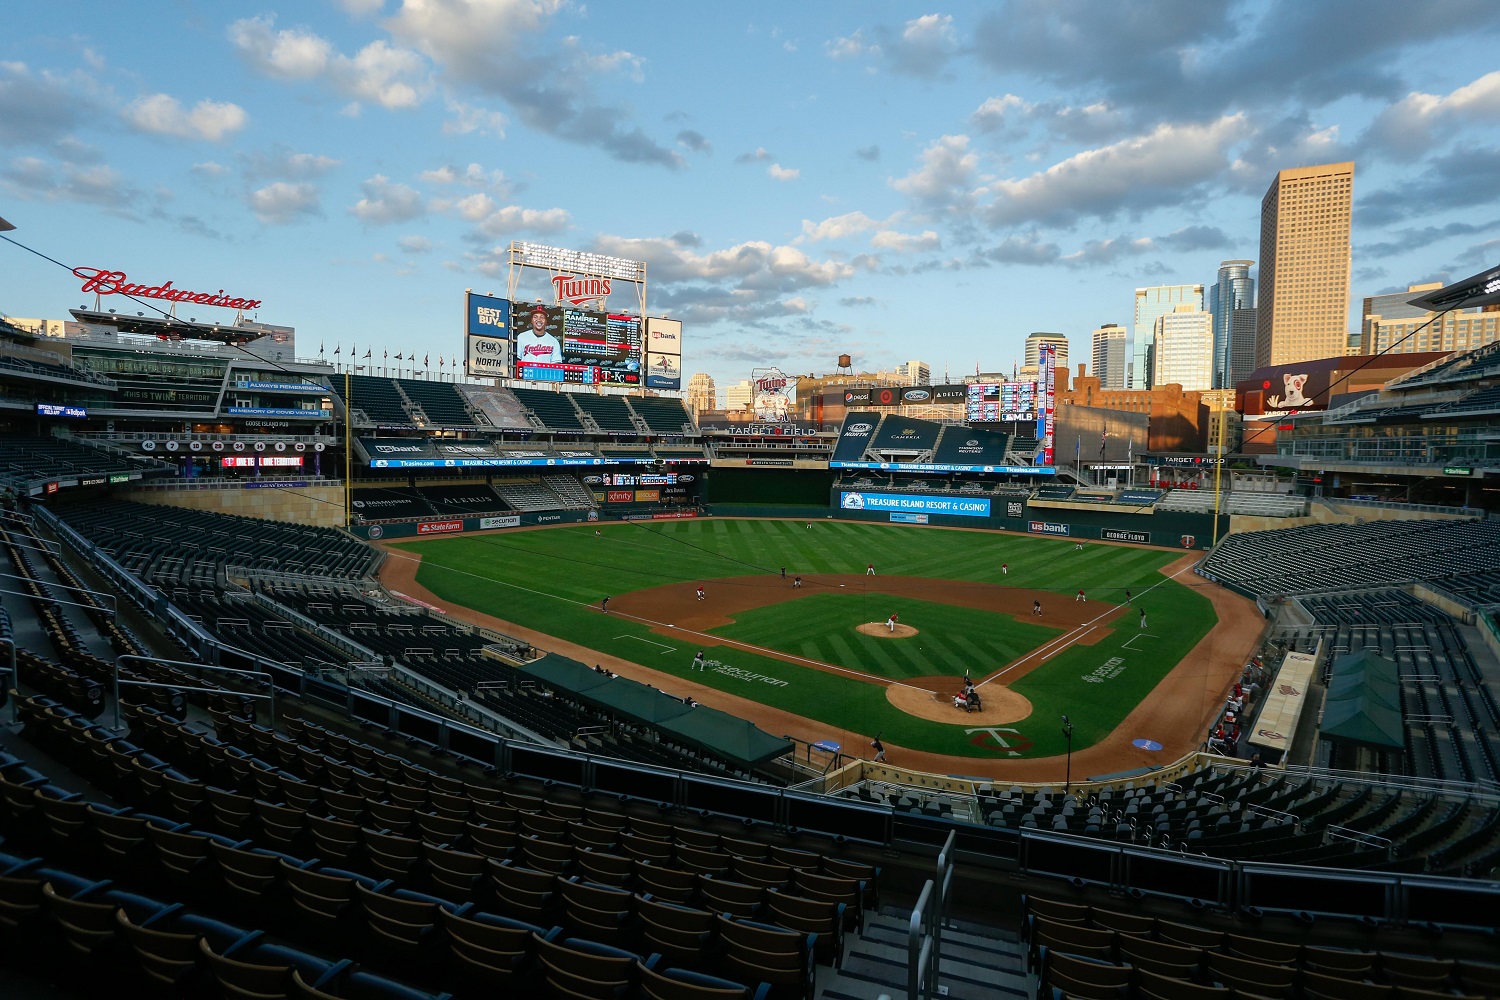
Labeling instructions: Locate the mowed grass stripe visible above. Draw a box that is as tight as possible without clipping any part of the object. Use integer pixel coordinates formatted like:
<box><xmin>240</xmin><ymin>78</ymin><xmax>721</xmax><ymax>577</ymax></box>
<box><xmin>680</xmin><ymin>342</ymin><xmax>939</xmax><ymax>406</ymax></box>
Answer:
<box><xmin>398</xmin><ymin>520</ymin><xmax>1216</xmax><ymax>758</ymax></box>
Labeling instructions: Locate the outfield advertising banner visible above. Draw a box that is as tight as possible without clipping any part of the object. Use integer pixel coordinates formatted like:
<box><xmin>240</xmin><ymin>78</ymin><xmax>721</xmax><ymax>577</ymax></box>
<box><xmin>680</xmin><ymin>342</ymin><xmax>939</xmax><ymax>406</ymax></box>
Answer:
<box><xmin>890</xmin><ymin>512</ymin><xmax>930</xmax><ymax>524</ymax></box>
<box><xmin>480</xmin><ymin>514</ymin><xmax>522</xmax><ymax>529</ymax></box>
<box><xmin>1028</xmin><ymin>520</ymin><xmax>1071</xmax><ymax>536</ymax></box>
<box><xmin>1102</xmin><ymin>528</ymin><xmax>1150</xmax><ymax>544</ymax></box>
<box><xmin>839</xmin><ymin>491</ymin><xmax>991</xmax><ymax>517</ymax></box>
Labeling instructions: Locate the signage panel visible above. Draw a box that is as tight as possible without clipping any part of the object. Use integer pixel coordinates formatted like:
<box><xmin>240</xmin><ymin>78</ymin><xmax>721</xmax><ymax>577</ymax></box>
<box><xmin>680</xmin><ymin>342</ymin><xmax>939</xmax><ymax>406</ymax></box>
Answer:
<box><xmin>480</xmin><ymin>515</ymin><xmax>522</xmax><ymax>529</ymax></box>
<box><xmin>838</xmin><ymin>491</ymin><xmax>991</xmax><ymax>517</ymax></box>
<box><xmin>36</xmin><ymin>403</ymin><xmax>87</xmax><ymax>418</ymax></box>
<box><xmin>1102</xmin><ymin>528</ymin><xmax>1151</xmax><ymax>544</ymax></box>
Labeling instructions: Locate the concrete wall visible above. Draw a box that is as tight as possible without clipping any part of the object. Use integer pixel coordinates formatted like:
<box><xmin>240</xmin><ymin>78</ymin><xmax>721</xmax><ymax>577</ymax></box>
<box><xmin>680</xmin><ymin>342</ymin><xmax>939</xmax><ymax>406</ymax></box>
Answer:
<box><xmin>1228</xmin><ymin>501</ymin><xmax>1475</xmax><ymax>535</ymax></box>
<box><xmin>120</xmin><ymin>484</ymin><xmax>349</xmax><ymax>527</ymax></box>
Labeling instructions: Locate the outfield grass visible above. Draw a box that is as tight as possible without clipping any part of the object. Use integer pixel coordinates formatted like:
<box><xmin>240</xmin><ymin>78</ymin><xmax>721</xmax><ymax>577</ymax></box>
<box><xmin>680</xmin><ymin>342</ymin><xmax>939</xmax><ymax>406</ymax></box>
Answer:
<box><xmin>710</xmin><ymin>593</ymin><xmax>1062</xmax><ymax>682</ymax></box>
<box><xmin>395</xmin><ymin>519</ymin><xmax>1219</xmax><ymax>759</ymax></box>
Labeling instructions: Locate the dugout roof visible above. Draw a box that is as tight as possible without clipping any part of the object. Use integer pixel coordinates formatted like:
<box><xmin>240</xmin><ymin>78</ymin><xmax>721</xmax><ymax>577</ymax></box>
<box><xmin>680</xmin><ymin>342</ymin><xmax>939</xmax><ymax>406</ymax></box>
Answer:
<box><xmin>514</xmin><ymin>654</ymin><xmax>792</xmax><ymax>767</ymax></box>
<box><xmin>1319</xmin><ymin>649</ymin><xmax>1404</xmax><ymax>751</ymax></box>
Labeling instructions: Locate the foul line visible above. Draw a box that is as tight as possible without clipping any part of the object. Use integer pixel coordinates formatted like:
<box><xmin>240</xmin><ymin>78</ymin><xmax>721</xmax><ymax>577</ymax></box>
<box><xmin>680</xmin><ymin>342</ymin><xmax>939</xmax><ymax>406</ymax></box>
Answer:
<box><xmin>975</xmin><ymin>557</ymin><xmax>1200</xmax><ymax>691</ymax></box>
<box><xmin>617</xmin><ymin>635</ymin><xmax>676</xmax><ymax>654</ymax></box>
<box><xmin>382</xmin><ymin>547</ymin><xmax>933</xmax><ymax>694</ymax></box>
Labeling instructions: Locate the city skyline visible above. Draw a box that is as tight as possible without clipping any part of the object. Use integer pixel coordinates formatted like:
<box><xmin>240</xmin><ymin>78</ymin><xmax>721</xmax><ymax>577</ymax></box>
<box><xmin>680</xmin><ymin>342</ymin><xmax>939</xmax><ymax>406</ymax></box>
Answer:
<box><xmin>2</xmin><ymin>3</ymin><xmax>1498</xmax><ymax>391</ymax></box>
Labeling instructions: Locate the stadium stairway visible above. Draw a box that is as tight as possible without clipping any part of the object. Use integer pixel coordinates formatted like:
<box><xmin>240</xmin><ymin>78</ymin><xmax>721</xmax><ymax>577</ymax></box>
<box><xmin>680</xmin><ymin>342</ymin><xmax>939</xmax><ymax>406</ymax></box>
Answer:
<box><xmin>819</xmin><ymin>907</ymin><xmax>1024</xmax><ymax>1000</ymax></box>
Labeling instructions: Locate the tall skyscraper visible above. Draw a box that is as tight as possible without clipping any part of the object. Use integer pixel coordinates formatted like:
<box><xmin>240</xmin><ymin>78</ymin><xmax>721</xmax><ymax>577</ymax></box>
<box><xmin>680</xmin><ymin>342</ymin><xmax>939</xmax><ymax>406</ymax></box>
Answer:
<box><xmin>1090</xmin><ymin>323</ymin><xmax>1127</xmax><ymax>389</ymax></box>
<box><xmin>1132</xmin><ymin>284</ymin><xmax>1203</xmax><ymax>389</ymax></box>
<box><xmin>1209</xmin><ymin>260</ymin><xmax>1255</xmax><ymax>388</ymax></box>
<box><xmin>686</xmin><ymin>372</ymin><xmax>716</xmax><ymax>415</ymax></box>
<box><xmin>1228</xmin><ymin>307</ymin><xmax>1259</xmax><ymax>386</ymax></box>
<box><xmin>1152</xmin><ymin>305</ymin><xmax>1213</xmax><ymax>391</ymax></box>
<box><xmin>1024</xmin><ymin>332</ymin><xmax>1069</xmax><ymax>372</ymax></box>
<box><xmin>1255</xmin><ymin>161</ymin><xmax>1354</xmax><ymax>369</ymax></box>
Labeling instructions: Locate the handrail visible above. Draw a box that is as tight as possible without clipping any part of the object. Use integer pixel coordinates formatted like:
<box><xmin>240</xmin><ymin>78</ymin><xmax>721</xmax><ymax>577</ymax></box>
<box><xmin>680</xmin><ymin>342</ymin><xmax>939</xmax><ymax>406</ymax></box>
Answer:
<box><xmin>907</xmin><ymin>829</ymin><xmax>955</xmax><ymax>1000</ymax></box>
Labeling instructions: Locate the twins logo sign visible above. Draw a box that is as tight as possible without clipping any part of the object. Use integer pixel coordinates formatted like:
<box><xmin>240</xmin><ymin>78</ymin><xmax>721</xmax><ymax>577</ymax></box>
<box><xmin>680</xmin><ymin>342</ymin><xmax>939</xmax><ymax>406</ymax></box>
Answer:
<box><xmin>965</xmin><ymin>727</ymin><xmax>1032</xmax><ymax>757</ymax></box>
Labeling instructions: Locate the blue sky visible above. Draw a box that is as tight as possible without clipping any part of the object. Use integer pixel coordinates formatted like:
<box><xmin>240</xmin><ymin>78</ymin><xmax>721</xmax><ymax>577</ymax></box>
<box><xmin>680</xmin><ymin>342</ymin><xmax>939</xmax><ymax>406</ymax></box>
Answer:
<box><xmin>2</xmin><ymin>1</ymin><xmax>1499</xmax><ymax>392</ymax></box>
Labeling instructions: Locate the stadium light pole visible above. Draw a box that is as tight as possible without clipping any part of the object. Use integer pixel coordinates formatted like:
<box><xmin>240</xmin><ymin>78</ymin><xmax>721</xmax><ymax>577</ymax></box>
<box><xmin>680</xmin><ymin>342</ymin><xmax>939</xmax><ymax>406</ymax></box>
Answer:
<box><xmin>1062</xmin><ymin>715</ymin><xmax>1074</xmax><ymax>794</ymax></box>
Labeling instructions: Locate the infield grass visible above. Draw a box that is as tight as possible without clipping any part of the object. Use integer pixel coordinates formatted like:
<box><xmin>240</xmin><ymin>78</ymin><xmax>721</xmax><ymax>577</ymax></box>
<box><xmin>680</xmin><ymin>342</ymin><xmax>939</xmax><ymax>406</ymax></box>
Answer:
<box><xmin>394</xmin><ymin>519</ymin><xmax>1219</xmax><ymax>758</ymax></box>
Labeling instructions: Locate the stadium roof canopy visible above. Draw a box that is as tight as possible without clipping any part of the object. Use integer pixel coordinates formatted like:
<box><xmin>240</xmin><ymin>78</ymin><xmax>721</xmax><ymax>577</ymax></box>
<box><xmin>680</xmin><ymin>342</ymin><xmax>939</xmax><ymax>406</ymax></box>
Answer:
<box><xmin>512</xmin><ymin>653</ymin><xmax>791</xmax><ymax>767</ymax></box>
<box><xmin>1319</xmin><ymin>649</ymin><xmax>1404</xmax><ymax>751</ymax></box>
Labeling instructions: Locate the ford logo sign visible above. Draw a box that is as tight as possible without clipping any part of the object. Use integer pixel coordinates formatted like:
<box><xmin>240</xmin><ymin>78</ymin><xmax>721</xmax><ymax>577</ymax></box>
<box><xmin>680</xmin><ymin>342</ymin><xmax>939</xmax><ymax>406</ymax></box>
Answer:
<box><xmin>583</xmin><ymin>476</ymin><xmax>602</xmax><ymax>484</ymax></box>
<box><xmin>679</xmin><ymin>475</ymin><xmax>695</xmax><ymax>483</ymax></box>
<box><xmin>904</xmin><ymin>390</ymin><xmax>930</xmax><ymax>401</ymax></box>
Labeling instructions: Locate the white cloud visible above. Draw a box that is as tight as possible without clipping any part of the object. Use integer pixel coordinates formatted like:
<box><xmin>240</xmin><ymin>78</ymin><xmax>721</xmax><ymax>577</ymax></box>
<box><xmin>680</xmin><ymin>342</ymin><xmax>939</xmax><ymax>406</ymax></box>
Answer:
<box><xmin>826</xmin><ymin>29</ymin><xmax>877</xmax><ymax>60</ymax></box>
<box><xmin>192</xmin><ymin>161</ymin><xmax>228</xmax><ymax>178</ymax></box>
<box><xmin>801</xmin><ymin>211</ymin><xmax>880</xmax><ymax>242</ymax></box>
<box><xmin>241</xmin><ymin>149</ymin><xmax>339</xmax><ymax>181</ymax></box>
<box><xmin>768</xmin><ymin>163</ymin><xmax>800</xmax><ymax>181</ymax></box>
<box><xmin>248</xmin><ymin>181</ymin><xmax>320</xmax><ymax>224</ymax></box>
<box><xmin>891</xmin><ymin>134</ymin><xmax>978</xmax><ymax>208</ymax></box>
<box><xmin>397</xmin><ymin>234</ymin><xmax>432</xmax><ymax>254</ymax></box>
<box><xmin>350</xmin><ymin>174</ymin><xmax>425</xmax><ymax>224</ymax></box>
<box><xmin>871</xmin><ymin>228</ymin><xmax>940</xmax><ymax>252</ymax></box>
<box><xmin>228</xmin><ymin>16</ymin><xmax>332</xmax><ymax>78</ymax></box>
<box><xmin>470</xmin><ymin>204</ymin><xmax>571</xmax><ymax>236</ymax></box>
<box><xmin>229</xmin><ymin>15</ymin><xmax>428</xmax><ymax>111</ymax></box>
<box><xmin>443</xmin><ymin>98</ymin><xmax>508</xmax><ymax>137</ymax></box>
<box><xmin>1364</xmin><ymin>71</ymin><xmax>1500</xmax><ymax>158</ymax></box>
<box><xmin>122</xmin><ymin>94</ymin><xmax>247</xmax><ymax>141</ymax></box>
<box><xmin>971</xmin><ymin>94</ymin><xmax>1030</xmax><ymax>132</ymax></box>
<box><xmin>979</xmin><ymin>114</ymin><xmax>1249</xmax><ymax>226</ymax></box>
<box><xmin>421</xmin><ymin>163</ymin><xmax>511</xmax><ymax>195</ymax></box>
<box><xmin>337</xmin><ymin>0</ymin><xmax>385</xmax><ymax>15</ymax></box>
<box><xmin>2</xmin><ymin>155</ymin><xmax>138</xmax><ymax>211</ymax></box>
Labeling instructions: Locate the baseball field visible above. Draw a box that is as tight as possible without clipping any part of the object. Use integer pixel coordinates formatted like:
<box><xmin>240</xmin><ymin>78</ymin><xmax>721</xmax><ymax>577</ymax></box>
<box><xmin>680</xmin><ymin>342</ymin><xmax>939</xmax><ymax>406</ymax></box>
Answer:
<box><xmin>385</xmin><ymin>518</ymin><xmax>1243</xmax><ymax>766</ymax></box>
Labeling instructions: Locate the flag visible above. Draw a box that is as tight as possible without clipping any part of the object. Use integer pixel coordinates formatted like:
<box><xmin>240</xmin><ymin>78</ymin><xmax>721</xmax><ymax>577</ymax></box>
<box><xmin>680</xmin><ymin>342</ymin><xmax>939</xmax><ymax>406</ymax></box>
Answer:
<box><xmin>395</xmin><ymin>352</ymin><xmax>403</xmax><ymax>361</ymax></box>
<box><xmin>438</xmin><ymin>356</ymin><xmax>445</xmax><ymax>367</ymax></box>
<box><xmin>319</xmin><ymin>341</ymin><xmax>324</xmax><ymax>354</ymax></box>
<box><xmin>1100</xmin><ymin>429</ymin><xmax>1107</xmax><ymax>460</ymax></box>
<box><xmin>384</xmin><ymin>350</ymin><xmax>388</xmax><ymax>359</ymax></box>
<box><xmin>424</xmin><ymin>354</ymin><xmax>429</xmax><ymax>366</ymax></box>
<box><xmin>1075</xmin><ymin>434</ymin><xmax>1081</xmax><ymax>466</ymax></box>
<box><xmin>364</xmin><ymin>349</ymin><xmax>371</xmax><ymax>359</ymax></box>
<box><xmin>333</xmin><ymin>344</ymin><xmax>340</xmax><ymax>356</ymax></box>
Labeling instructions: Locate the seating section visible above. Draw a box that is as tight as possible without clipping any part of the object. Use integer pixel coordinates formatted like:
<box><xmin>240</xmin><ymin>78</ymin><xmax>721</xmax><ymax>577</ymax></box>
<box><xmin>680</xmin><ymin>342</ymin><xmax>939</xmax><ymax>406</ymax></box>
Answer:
<box><xmin>353</xmin><ymin>487</ymin><xmax>438</xmax><ymax>521</ymax></box>
<box><xmin>1200</xmin><ymin>518</ymin><xmax>1500</xmax><ymax>597</ymax></box>
<box><xmin>1159</xmin><ymin>489</ymin><xmax>1308</xmax><ymax>516</ymax></box>
<box><xmin>572</xmin><ymin>394</ymin><xmax>640</xmax><ymax>433</ymax></box>
<box><xmin>0</xmin><ymin>436</ymin><xmax>153</xmax><ymax>487</ymax></box>
<box><xmin>400</xmin><ymin>379</ymin><xmax>477</xmax><ymax>427</ymax></box>
<box><xmin>1024</xmin><ymin>893</ymin><xmax>1500</xmax><ymax>1000</ymax></box>
<box><xmin>0</xmin><ymin>697</ymin><xmax>883</xmax><ymax>1000</ymax></box>
<box><xmin>338</xmin><ymin>376</ymin><xmax>415</xmax><ymax>426</ymax></box>
<box><xmin>417</xmin><ymin>485</ymin><xmax>508</xmax><ymax>516</ymax></box>
<box><xmin>542</xmin><ymin>476</ymin><xmax>597</xmax><ymax>509</ymax></box>
<box><xmin>53</xmin><ymin>499</ymin><xmax>379</xmax><ymax>583</ymax></box>
<box><xmin>508</xmin><ymin>387</ymin><xmax>586</xmax><ymax>431</ymax></box>
<box><xmin>628</xmin><ymin>396</ymin><xmax>695</xmax><ymax>434</ymax></box>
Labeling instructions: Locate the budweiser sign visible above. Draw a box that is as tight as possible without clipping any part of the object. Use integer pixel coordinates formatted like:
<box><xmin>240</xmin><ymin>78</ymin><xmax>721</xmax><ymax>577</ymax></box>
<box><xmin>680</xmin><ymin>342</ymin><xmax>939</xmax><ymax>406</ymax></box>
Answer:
<box><xmin>73</xmin><ymin>267</ymin><xmax>263</xmax><ymax>310</ymax></box>
<box><xmin>552</xmin><ymin>274</ymin><xmax>611</xmax><ymax>305</ymax></box>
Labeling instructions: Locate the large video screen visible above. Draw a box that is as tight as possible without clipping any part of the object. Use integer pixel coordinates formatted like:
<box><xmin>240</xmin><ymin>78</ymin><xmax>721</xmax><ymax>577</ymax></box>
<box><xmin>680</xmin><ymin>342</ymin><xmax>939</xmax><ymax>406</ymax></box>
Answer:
<box><xmin>645</xmin><ymin>317</ymin><xmax>682</xmax><ymax>390</ymax></box>
<box><xmin>511</xmin><ymin>302</ymin><xmax>642</xmax><ymax>386</ymax></box>
<box><xmin>966</xmin><ymin>381</ymin><xmax>1037</xmax><ymax>421</ymax></box>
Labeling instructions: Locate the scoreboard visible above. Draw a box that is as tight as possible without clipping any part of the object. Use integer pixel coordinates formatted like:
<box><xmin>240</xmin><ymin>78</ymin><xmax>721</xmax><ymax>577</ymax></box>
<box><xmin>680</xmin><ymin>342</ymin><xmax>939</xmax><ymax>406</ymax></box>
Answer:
<box><xmin>512</xmin><ymin>303</ymin><xmax>643</xmax><ymax>386</ymax></box>
<box><xmin>966</xmin><ymin>382</ymin><xmax>1037</xmax><ymax>422</ymax></box>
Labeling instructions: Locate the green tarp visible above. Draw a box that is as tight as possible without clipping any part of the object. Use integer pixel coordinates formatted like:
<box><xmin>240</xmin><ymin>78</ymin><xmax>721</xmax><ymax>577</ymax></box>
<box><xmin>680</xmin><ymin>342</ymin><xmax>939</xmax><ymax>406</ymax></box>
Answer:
<box><xmin>581</xmin><ymin>676</ymin><xmax>693</xmax><ymax>724</ymax></box>
<box><xmin>656</xmin><ymin>706</ymin><xmax>793</xmax><ymax>768</ymax></box>
<box><xmin>513</xmin><ymin>654</ymin><xmax>614</xmax><ymax>695</ymax></box>
<box><xmin>511</xmin><ymin>653</ymin><xmax>791</xmax><ymax>768</ymax></box>
<box><xmin>1319</xmin><ymin>649</ymin><xmax>1405</xmax><ymax>751</ymax></box>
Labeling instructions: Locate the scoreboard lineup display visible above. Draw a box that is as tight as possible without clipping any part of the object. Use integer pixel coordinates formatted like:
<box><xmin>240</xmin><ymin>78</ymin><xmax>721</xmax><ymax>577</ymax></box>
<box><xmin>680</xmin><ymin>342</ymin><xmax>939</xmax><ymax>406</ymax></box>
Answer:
<box><xmin>966</xmin><ymin>382</ymin><xmax>1038</xmax><ymax>422</ymax></box>
<box><xmin>512</xmin><ymin>304</ymin><xmax>643</xmax><ymax>386</ymax></box>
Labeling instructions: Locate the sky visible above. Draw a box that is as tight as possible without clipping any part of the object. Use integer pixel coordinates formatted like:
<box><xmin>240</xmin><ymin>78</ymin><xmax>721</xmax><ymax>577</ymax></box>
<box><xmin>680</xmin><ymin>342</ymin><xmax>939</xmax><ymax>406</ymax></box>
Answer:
<box><xmin>2</xmin><ymin>0</ymin><xmax>1499</xmax><ymax>395</ymax></box>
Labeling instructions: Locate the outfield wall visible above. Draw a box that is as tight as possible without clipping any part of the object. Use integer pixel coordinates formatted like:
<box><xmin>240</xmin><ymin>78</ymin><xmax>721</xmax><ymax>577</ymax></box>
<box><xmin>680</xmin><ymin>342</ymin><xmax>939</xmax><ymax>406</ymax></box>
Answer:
<box><xmin>829</xmin><ymin>486</ymin><xmax>1227</xmax><ymax>549</ymax></box>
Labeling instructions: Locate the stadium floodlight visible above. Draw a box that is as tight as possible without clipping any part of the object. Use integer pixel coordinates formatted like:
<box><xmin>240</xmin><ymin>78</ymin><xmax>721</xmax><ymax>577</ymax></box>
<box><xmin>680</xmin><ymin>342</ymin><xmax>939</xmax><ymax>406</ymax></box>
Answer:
<box><xmin>0</xmin><ymin>215</ymin><xmax>14</xmax><ymax>232</ymax></box>
<box><xmin>510</xmin><ymin>241</ymin><xmax>646</xmax><ymax>282</ymax></box>
<box><xmin>1407</xmin><ymin>263</ymin><xmax>1500</xmax><ymax>311</ymax></box>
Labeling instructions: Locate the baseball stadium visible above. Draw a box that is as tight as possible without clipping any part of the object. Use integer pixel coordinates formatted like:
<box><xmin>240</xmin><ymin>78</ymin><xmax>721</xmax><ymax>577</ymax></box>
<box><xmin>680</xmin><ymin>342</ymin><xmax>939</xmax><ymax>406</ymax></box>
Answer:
<box><xmin>0</xmin><ymin>248</ymin><xmax>1498</xmax><ymax>1000</ymax></box>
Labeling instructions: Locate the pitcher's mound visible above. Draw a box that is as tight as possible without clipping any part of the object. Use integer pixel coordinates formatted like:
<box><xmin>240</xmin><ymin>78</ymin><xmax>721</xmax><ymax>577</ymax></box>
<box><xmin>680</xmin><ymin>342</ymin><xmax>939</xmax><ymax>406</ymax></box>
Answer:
<box><xmin>857</xmin><ymin>622</ymin><xmax>918</xmax><ymax>638</ymax></box>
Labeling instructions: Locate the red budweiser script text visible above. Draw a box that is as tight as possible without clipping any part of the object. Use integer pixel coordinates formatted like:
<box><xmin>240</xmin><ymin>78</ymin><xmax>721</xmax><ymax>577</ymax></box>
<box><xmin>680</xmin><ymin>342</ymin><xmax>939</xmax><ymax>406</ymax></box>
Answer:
<box><xmin>73</xmin><ymin>267</ymin><xmax>264</xmax><ymax>310</ymax></box>
<box><xmin>552</xmin><ymin>274</ymin><xmax>611</xmax><ymax>305</ymax></box>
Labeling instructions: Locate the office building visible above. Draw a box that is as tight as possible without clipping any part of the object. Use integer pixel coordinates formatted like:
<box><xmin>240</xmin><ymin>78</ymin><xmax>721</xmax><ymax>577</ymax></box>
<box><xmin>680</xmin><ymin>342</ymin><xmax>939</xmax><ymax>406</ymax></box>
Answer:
<box><xmin>1209</xmin><ymin>260</ymin><xmax>1255</xmax><ymax>388</ymax></box>
<box><xmin>1362</xmin><ymin>283</ymin><xmax>1500</xmax><ymax>356</ymax></box>
<box><xmin>686</xmin><ymin>372</ymin><xmax>716</xmax><ymax>416</ymax></box>
<box><xmin>1132</xmin><ymin>284</ymin><xmax>1203</xmax><ymax>389</ymax></box>
<box><xmin>893</xmin><ymin>360</ymin><xmax>931</xmax><ymax>384</ymax></box>
<box><xmin>1255</xmin><ymin>161</ymin><xmax>1354</xmax><ymax>369</ymax></box>
<box><xmin>1024</xmin><ymin>332</ymin><xmax>1069</xmax><ymax>372</ymax></box>
<box><xmin>1152</xmin><ymin>305</ymin><xmax>1214</xmax><ymax>391</ymax></box>
<box><xmin>1090</xmin><ymin>324</ymin><xmax>1127</xmax><ymax>389</ymax></box>
<box><xmin>723</xmin><ymin>380</ymin><xmax>753</xmax><ymax>412</ymax></box>
<box><xmin>1228</xmin><ymin>306</ymin><xmax>1259</xmax><ymax>387</ymax></box>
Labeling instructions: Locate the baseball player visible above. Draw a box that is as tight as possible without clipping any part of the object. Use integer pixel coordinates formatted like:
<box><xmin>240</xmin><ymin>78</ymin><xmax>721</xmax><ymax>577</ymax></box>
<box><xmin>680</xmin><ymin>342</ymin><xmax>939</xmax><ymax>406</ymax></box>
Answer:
<box><xmin>866</xmin><ymin>563</ymin><xmax>875</xmax><ymax>576</ymax></box>
<box><xmin>696</xmin><ymin>585</ymin><xmax>705</xmax><ymax>601</ymax></box>
<box><xmin>1076</xmin><ymin>589</ymin><xmax>1086</xmax><ymax>603</ymax></box>
<box><xmin>600</xmin><ymin>596</ymin><xmax>610</xmax><ymax>613</ymax></box>
<box><xmin>1001</xmin><ymin>562</ymin><xmax>1008</xmax><ymax>575</ymax></box>
<box><xmin>886</xmin><ymin>612</ymin><xmax>899</xmax><ymax>633</ymax></box>
<box><xmin>1032</xmin><ymin>599</ymin><xmax>1042</xmax><ymax>617</ymax></box>
<box><xmin>691</xmin><ymin>650</ymin><xmax>705</xmax><ymax>672</ymax></box>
